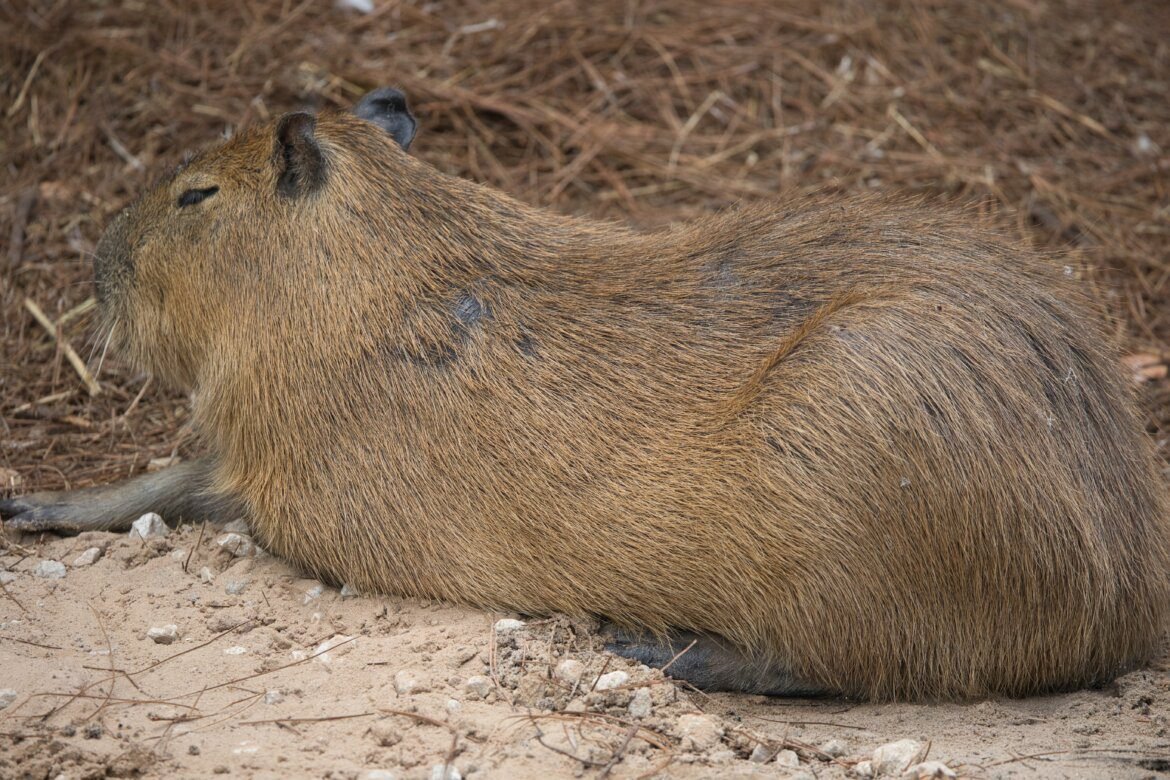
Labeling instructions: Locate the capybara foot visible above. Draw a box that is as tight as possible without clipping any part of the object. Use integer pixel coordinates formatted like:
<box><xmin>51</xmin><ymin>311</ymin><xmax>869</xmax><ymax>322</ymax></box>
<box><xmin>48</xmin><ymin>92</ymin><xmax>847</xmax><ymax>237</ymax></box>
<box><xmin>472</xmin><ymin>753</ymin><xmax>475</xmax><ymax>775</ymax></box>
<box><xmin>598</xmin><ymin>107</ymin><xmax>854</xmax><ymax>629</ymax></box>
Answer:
<box><xmin>603</xmin><ymin>625</ymin><xmax>826</xmax><ymax>696</ymax></box>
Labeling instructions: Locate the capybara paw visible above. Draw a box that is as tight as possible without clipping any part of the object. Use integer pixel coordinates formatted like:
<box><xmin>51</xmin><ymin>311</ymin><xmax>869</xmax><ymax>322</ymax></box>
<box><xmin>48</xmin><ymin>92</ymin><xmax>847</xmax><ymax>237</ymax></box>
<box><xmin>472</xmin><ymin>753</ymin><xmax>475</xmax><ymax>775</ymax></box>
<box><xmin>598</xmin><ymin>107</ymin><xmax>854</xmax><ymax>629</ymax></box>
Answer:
<box><xmin>603</xmin><ymin>623</ymin><xmax>825</xmax><ymax>697</ymax></box>
<box><xmin>1</xmin><ymin>495</ymin><xmax>89</xmax><ymax>535</ymax></box>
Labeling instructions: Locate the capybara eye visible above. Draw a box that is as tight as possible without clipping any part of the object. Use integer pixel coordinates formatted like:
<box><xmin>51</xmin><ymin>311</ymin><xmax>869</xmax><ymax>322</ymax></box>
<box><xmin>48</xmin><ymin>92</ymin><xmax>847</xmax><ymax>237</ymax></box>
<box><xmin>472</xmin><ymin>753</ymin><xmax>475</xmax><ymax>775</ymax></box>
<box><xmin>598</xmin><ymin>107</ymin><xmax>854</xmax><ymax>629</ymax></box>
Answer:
<box><xmin>177</xmin><ymin>186</ymin><xmax>219</xmax><ymax>208</ymax></box>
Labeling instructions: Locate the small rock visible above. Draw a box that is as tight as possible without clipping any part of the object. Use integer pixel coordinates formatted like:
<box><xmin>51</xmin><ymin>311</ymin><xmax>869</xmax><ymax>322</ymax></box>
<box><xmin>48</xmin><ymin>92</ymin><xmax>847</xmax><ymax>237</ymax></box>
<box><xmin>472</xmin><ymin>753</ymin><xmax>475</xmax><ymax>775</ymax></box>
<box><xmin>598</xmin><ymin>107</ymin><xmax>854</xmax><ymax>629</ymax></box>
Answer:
<box><xmin>147</xmin><ymin>625</ymin><xmax>179</xmax><ymax>645</ymax></box>
<box><xmin>0</xmin><ymin>571</ymin><xmax>16</xmax><ymax>584</ymax></box>
<box><xmin>902</xmin><ymin>761</ymin><xmax>956</xmax><ymax>779</ymax></box>
<box><xmin>312</xmin><ymin>634</ymin><xmax>355</xmax><ymax>666</ymax></box>
<box><xmin>494</xmin><ymin>618</ymin><xmax>524</xmax><ymax>633</ymax></box>
<box><xmin>464</xmin><ymin>676</ymin><xmax>492</xmax><ymax>699</ymax></box>
<box><xmin>224</xmin><ymin>646</ymin><xmax>248</xmax><ymax>655</ymax></box>
<box><xmin>72</xmin><ymin>547</ymin><xmax>102</xmax><ymax>567</ymax></box>
<box><xmin>429</xmin><ymin>765</ymin><xmax>461</xmax><ymax>780</ymax></box>
<box><xmin>224</xmin><ymin>580</ymin><xmax>248</xmax><ymax>595</ymax></box>
<box><xmin>564</xmin><ymin>697</ymin><xmax>587</xmax><ymax>713</ymax></box>
<box><xmin>821</xmin><ymin>738</ymin><xmax>849</xmax><ymax>758</ymax></box>
<box><xmin>628</xmin><ymin>687</ymin><xmax>652</xmax><ymax>719</ymax></box>
<box><xmin>302</xmin><ymin>583</ymin><xmax>325</xmax><ymax>603</ymax></box>
<box><xmin>364</xmin><ymin>772</ymin><xmax>395</xmax><ymax>780</ymax></box>
<box><xmin>340</xmin><ymin>583</ymin><xmax>360</xmax><ymax>598</ymax></box>
<box><xmin>748</xmin><ymin>745</ymin><xmax>772</xmax><ymax>763</ymax></box>
<box><xmin>676</xmin><ymin>713</ymin><xmax>722</xmax><ymax>752</ymax></box>
<box><xmin>129</xmin><ymin>512</ymin><xmax>168</xmax><ymax>540</ymax></box>
<box><xmin>221</xmin><ymin>518</ymin><xmax>250</xmax><ymax>534</ymax></box>
<box><xmin>853</xmin><ymin>760</ymin><xmax>874</xmax><ymax>778</ymax></box>
<box><xmin>207</xmin><ymin>613</ymin><xmax>245</xmax><ymax>633</ymax></box>
<box><xmin>33</xmin><ymin>560</ymin><xmax>66</xmax><ymax>579</ymax></box>
<box><xmin>554</xmin><ymin>659</ymin><xmax>583</xmax><ymax>685</ymax></box>
<box><xmin>0</xmin><ymin>689</ymin><xmax>17</xmax><ymax>709</ymax></box>
<box><xmin>775</xmin><ymin>749</ymin><xmax>800</xmax><ymax>767</ymax></box>
<box><xmin>446</xmin><ymin>698</ymin><xmax>461</xmax><ymax>714</ymax></box>
<box><xmin>169</xmin><ymin>548</ymin><xmax>187</xmax><ymax>561</ymax></box>
<box><xmin>264</xmin><ymin>690</ymin><xmax>284</xmax><ymax>705</ymax></box>
<box><xmin>872</xmin><ymin>739</ymin><xmax>924</xmax><ymax>776</ymax></box>
<box><xmin>594</xmin><ymin>670</ymin><xmax>629</xmax><ymax>691</ymax></box>
<box><xmin>200</xmin><ymin>567</ymin><xmax>215</xmax><ymax>584</ymax></box>
<box><xmin>395</xmin><ymin>669</ymin><xmax>429</xmax><ymax>695</ymax></box>
<box><xmin>84</xmin><ymin>723</ymin><xmax>102</xmax><ymax>739</ymax></box>
<box><xmin>216</xmin><ymin>532</ymin><xmax>254</xmax><ymax>557</ymax></box>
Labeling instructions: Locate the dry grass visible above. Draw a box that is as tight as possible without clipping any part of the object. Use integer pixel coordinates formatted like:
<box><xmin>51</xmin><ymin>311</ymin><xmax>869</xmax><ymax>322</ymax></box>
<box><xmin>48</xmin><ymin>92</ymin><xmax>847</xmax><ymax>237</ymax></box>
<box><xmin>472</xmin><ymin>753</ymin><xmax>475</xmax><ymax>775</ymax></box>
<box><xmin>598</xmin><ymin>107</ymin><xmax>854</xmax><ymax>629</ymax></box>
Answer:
<box><xmin>2</xmin><ymin>0</ymin><xmax>1169</xmax><ymax>493</ymax></box>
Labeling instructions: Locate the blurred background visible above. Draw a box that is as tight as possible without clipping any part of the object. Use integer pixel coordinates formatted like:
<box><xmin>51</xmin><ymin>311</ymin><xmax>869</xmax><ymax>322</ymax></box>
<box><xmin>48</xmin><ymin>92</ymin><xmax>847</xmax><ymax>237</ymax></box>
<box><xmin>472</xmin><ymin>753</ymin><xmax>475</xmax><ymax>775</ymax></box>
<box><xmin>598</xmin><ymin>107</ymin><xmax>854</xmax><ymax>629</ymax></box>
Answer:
<box><xmin>2</xmin><ymin>0</ymin><xmax>1169</xmax><ymax>493</ymax></box>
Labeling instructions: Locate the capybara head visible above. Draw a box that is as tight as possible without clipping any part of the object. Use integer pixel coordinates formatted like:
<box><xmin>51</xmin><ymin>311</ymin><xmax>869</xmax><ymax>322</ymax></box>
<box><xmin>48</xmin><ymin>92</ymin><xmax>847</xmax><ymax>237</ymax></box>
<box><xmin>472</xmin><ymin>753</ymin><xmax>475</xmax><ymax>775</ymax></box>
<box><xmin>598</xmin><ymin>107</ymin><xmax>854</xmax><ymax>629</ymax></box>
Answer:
<box><xmin>94</xmin><ymin>88</ymin><xmax>419</xmax><ymax>389</ymax></box>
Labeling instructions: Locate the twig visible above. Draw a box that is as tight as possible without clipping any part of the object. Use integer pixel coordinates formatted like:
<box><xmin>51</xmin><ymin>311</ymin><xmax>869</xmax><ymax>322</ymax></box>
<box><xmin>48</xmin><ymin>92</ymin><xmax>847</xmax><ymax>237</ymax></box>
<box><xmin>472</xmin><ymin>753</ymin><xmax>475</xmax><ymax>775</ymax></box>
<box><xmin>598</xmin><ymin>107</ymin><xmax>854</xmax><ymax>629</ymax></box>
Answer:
<box><xmin>23</xmin><ymin>298</ymin><xmax>101</xmax><ymax>396</ymax></box>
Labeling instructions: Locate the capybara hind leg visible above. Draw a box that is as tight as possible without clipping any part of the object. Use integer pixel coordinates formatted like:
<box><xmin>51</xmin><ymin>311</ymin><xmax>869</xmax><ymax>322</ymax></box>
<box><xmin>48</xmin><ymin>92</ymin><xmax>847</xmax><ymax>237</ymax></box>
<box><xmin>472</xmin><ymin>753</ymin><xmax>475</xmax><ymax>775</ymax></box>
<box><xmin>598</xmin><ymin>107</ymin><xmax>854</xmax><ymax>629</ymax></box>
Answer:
<box><xmin>603</xmin><ymin>626</ymin><xmax>825</xmax><ymax>696</ymax></box>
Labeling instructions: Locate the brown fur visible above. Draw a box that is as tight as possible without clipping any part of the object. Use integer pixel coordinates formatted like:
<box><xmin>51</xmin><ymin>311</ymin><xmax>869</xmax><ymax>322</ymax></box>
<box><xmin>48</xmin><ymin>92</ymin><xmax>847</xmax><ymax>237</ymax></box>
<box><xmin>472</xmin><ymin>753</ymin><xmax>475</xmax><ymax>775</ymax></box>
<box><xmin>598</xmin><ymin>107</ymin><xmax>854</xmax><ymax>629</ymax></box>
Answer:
<box><xmin>87</xmin><ymin>107</ymin><xmax>1170</xmax><ymax>700</ymax></box>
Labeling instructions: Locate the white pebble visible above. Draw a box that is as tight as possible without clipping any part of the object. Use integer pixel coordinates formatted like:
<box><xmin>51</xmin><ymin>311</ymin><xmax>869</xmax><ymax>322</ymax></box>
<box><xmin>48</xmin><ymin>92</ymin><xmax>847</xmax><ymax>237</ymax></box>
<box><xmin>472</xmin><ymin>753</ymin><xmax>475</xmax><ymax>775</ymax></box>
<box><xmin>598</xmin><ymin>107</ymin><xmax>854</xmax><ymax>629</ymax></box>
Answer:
<box><xmin>554</xmin><ymin>659</ymin><xmax>583</xmax><ymax>685</ymax></box>
<box><xmin>821</xmin><ymin>738</ymin><xmax>849</xmax><ymax>757</ymax></box>
<box><xmin>221</xmin><ymin>518</ymin><xmax>250</xmax><ymax>534</ymax></box>
<box><xmin>313</xmin><ymin>634</ymin><xmax>355</xmax><ymax>666</ymax></box>
<box><xmin>0</xmin><ymin>571</ymin><xmax>16</xmax><ymax>584</ymax></box>
<box><xmin>33</xmin><ymin>560</ymin><xmax>66</xmax><ymax>579</ymax></box>
<box><xmin>627</xmin><ymin>687</ymin><xmax>652</xmax><ymax>718</ymax></box>
<box><xmin>464</xmin><ymin>675</ymin><xmax>492</xmax><ymax>698</ymax></box>
<box><xmin>147</xmin><ymin>625</ymin><xmax>179</xmax><ymax>645</ymax></box>
<box><xmin>445</xmin><ymin>698</ymin><xmax>461</xmax><ymax>714</ymax></box>
<box><xmin>72</xmin><ymin>547</ymin><xmax>102</xmax><ymax>567</ymax></box>
<box><xmin>748</xmin><ymin>745</ymin><xmax>771</xmax><ymax>763</ymax></box>
<box><xmin>224</xmin><ymin>580</ymin><xmax>248</xmax><ymax>595</ymax></box>
<box><xmin>394</xmin><ymin>669</ymin><xmax>429</xmax><ymax>694</ymax></box>
<box><xmin>340</xmin><ymin>583</ymin><xmax>360</xmax><ymax>598</ymax></box>
<box><xmin>364</xmin><ymin>772</ymin><xmax>395</xmax><ymax>780</ymax></box>
<box><xmin>853</xmin><ymin>760</ymin><xmax>874</xmax><ymax>778</ymax></box>
<box><xmin>872</xmin><ymin>739</ymin><xmax>924</xmax><ymax>776</ymax></box>
<box><xmin>494</xmin><ymin>618</ymin><xmax>524</xmax><ymax>633</ymax></box>
<box><xmin>303</xmin><ymin>583</ymin><xmax>325</xmax><ymax>604</ymax></box>
<box><xmin>594</xmin><ymin>670</ymin><xmax>629</xmax><ymax>691</ymax></box>
<box><xmin>0</xmin><ymin>689</ymin><xmax>16</xmax><ymax>709</ymax></box>
<box><xmin>200</xmin><ymin>567</ymin><xmax>215</xmax><ymax>584</ymax></box>
<box><xmin>169</xmin><ymin>548</ymin><xmax>187</xmax><ymax>560</ymax></box>
<box><xmin>429</xmin><ymin>765</ymin><xmax>461</xmax><ymax>780</ymax></box>
<box><xmin>265</xmin><ymin>690</ymin><xmax>285</xmax><ymax>705</ymax></box>
<box><xmin>216</xmin><ymin>532</ymin><xmax>254</xmax><ymax>557</ymax></box>
<box><xmin>902</xmin><ymin>761</ymin><xmax>957</xmax><ymax>779</ymax></box>
<box><xmin>224</xmin><ymin>646</ymin><xmax>248</xmax><ymax>655</ymax></box>
<box><xmin>129</xmin><ymin>512</ymin><xmax>168</xmax><ymax>540</ymax></box>
<box><xmin>775</xmin><ymin>748</ymin><xmax>800</xmax><ymax>767</ymax></box>
<box><xmin>676</xmin><ymin>713</ymin><xmax>722</xmax><ymax>752</ymax></box>
<box><xmin>337</xmin><ymin>0</ymin><xmax>374</xmax><ymax>12</ymax></box>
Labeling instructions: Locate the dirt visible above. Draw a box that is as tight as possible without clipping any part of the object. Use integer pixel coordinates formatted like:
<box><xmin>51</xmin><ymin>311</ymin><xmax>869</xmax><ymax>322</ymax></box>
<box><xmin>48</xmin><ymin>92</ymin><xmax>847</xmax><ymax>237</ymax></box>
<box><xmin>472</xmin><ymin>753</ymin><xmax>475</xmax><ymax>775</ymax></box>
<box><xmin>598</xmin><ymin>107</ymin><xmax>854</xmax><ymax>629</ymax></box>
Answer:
<box><xmin>1</xmin><ymin>522</ymin><xmax>1167</xmax><ymax>779</ymax></box>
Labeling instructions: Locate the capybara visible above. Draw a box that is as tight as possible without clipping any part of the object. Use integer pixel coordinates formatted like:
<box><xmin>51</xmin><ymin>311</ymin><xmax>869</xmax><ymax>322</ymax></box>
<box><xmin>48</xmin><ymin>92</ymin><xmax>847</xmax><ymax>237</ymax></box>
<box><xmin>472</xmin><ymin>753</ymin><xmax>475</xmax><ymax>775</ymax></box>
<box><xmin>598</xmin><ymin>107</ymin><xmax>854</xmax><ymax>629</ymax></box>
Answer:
<box><xmin>4</xmin><ymin>88</ymin><xmax>1168</xmax><ymax>700</ymax></box>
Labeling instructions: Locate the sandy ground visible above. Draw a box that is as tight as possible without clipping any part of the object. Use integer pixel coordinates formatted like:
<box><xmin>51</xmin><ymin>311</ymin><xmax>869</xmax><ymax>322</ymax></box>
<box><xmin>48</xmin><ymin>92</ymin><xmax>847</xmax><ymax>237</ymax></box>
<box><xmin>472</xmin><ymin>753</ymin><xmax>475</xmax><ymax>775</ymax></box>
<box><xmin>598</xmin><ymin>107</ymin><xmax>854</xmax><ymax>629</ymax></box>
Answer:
<box><xmin>1</xmin><ymin>519</ymin><xmax>1168</xmax><ymax>779</ymax></box>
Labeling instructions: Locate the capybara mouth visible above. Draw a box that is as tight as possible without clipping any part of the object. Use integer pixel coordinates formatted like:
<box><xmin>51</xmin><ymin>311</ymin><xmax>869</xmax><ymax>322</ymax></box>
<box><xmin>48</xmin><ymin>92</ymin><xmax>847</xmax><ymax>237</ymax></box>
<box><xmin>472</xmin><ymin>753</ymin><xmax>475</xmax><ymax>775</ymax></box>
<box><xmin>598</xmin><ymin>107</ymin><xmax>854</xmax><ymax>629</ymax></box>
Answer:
<box><xmin>93</xmin><ymin>208</ymin><xmax>134</xmax><ymax>309</ymax></box>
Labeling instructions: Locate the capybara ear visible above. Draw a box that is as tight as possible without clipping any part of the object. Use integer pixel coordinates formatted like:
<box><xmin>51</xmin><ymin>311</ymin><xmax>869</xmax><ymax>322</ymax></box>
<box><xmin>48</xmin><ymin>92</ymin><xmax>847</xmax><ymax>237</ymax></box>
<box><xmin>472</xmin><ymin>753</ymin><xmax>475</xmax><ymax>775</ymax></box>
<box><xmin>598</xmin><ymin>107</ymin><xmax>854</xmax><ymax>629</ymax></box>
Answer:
<box><xmin>274</xmin><ymin>112</ymin><xmax>326</xmax><ymax>199</ymax></box>
<box><xmin>353</xmin><ymin>87</ymin><xmax>417</xmax><ymax>151</ymax></box>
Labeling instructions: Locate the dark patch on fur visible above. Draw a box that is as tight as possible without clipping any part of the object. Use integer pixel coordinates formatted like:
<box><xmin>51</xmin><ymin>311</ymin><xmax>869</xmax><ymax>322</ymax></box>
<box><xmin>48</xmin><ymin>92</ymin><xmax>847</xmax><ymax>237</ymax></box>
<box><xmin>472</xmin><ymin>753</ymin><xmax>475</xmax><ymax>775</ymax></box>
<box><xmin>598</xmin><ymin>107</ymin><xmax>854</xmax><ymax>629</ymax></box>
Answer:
<box><xmin>516</xmin><ymin>330</ymin><xmax>539</xmax><ymax>358</ymax></box>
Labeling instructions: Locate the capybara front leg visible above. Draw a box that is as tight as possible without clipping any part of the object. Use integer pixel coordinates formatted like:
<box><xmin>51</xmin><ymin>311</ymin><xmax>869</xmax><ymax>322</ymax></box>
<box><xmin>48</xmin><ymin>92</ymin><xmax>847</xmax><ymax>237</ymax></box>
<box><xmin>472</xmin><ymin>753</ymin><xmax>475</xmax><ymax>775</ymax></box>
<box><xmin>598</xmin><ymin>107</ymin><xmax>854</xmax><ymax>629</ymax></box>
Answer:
<box><xmin>1</xmin><ymin>458</ymin><xmax>242</xmax><ymax>534</ymax></box>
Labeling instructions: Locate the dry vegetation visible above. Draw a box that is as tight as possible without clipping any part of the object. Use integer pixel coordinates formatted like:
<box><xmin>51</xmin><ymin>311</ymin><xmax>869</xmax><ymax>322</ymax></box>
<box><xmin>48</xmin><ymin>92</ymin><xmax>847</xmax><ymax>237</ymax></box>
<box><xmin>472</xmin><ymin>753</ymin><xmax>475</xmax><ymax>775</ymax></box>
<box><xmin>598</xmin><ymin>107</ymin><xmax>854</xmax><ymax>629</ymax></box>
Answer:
<box><xmin>2</xmin><ymin>0</ymin><xmax>1169</xmax><ymax>491</ymax></box>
